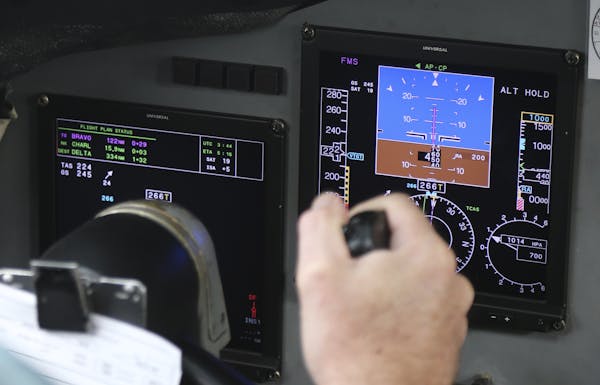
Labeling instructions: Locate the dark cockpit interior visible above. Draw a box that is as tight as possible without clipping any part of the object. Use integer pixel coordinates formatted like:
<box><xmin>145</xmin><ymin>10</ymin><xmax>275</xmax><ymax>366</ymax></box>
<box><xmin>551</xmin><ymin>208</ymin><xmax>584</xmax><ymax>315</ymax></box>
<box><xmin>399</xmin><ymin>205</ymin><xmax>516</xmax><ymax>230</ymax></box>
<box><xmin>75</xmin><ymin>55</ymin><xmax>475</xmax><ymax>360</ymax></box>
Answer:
<box><xmin>0</xmin><ymin>1</ymin><xmax>599</xmax><ymax>384</ymax></box>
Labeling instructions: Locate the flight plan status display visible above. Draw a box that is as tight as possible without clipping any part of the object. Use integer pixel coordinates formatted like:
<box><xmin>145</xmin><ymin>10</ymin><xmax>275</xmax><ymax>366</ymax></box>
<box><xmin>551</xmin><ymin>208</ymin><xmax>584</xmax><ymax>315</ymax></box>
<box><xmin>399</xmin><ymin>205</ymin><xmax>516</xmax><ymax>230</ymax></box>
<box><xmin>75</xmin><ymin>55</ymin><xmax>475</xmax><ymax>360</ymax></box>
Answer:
<box><xmin>55</xmin><ymin>118</ymin><xmax>268</xmax><ymax>347</ymax></box>
<box><xmin>39</xmin><ymin>96</ymin><xmax>285</xmax><ymax>373</ymax></box>
<box><xmin>300</xmin><ymin>26</ymin><xmax>581</xmax><ymax>330</ymax></box>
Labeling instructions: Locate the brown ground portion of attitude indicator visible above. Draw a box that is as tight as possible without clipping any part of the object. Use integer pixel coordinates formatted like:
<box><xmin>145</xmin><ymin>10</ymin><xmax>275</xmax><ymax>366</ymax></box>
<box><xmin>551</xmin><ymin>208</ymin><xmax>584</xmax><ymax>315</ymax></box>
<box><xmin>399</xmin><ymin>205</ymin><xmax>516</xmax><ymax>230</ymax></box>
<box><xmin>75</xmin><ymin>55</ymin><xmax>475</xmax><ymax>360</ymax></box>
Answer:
<box><xmin>375</xmin><ymin>139</ymin><xmax>490</xmax><ymax>187</ymax></box>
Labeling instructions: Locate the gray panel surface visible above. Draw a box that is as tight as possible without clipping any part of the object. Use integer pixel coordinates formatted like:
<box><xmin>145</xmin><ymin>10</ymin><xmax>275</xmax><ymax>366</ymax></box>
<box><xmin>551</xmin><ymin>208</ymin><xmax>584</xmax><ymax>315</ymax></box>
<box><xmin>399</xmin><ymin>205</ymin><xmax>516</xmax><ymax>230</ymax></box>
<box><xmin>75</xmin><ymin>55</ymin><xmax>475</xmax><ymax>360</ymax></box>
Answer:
<box><xmin>0</xmin><ymin>1</ymin><xmax>598</xmax><ymax>384</ymax></box>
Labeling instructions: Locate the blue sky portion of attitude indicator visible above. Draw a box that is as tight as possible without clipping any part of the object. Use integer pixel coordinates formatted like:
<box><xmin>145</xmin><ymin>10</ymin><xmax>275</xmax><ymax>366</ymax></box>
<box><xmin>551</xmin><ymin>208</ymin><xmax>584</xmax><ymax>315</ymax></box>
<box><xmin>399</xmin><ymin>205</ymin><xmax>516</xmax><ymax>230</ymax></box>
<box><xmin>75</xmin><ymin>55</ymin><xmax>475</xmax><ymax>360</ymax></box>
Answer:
<box><xmin>376</xmin><ymin>66</ymin><xmax>494</xmax><ymax>151</ymax></box>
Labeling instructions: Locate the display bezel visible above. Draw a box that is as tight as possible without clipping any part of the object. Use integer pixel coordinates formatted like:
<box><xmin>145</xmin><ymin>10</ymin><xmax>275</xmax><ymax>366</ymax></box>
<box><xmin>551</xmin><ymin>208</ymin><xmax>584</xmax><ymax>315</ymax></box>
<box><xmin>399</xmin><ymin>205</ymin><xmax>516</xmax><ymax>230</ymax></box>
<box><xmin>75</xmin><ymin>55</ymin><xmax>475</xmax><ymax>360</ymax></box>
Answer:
<box><xmin>299</xmin><ymin>25</ymin><xmax>581</xmax><ymax>331</ymax></box>
<box><xmin>38</xmin><ymin>94</ymin><xmax>286</xmax><ymax>378</ymax></box>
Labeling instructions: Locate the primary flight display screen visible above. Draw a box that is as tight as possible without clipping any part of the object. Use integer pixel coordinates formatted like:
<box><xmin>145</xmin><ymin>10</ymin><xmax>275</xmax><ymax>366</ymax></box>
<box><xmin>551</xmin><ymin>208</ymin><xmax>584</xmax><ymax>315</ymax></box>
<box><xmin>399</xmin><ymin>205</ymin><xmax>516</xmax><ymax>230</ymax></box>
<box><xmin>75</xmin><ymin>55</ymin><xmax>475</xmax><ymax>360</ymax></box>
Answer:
<box><xmin>300</xmin><ymin>26</ymin><xmax>581</xmax><ymax>331</ymax></box>
<box><xmin>38</xmin><ymin>95</ymin><xmax>285</xmax><ymax>379</ymax></box>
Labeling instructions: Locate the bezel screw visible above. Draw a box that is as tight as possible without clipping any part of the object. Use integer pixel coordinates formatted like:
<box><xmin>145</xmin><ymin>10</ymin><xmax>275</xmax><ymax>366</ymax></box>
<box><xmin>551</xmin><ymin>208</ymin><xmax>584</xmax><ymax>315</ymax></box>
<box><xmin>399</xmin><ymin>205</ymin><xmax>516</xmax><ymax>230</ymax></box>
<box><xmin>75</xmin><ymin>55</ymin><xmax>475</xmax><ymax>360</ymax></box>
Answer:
<box><xmin>302</xmin><ymin>24</ymin><xmax>316</xmax><ymax>41</ymax></box>
<box><xmin>564</xmin><ymin>51</ymin><xmax>581</xmax><ymax>66</ymax></box>
<box><xmin>38</xmin><ymin>94</ymin><xmax>50</xmax><ymax>107</ymax></box>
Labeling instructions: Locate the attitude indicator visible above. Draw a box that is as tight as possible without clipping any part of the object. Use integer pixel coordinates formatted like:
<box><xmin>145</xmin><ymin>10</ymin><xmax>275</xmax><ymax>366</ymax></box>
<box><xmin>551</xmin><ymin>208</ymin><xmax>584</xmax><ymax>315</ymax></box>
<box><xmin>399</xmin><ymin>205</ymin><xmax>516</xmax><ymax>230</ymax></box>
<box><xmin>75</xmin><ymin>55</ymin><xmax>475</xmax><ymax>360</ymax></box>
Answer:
<box><xmin>376</xmin><ymin>66</ymin><xmax>494</xmax><ymax>188</ymax></box>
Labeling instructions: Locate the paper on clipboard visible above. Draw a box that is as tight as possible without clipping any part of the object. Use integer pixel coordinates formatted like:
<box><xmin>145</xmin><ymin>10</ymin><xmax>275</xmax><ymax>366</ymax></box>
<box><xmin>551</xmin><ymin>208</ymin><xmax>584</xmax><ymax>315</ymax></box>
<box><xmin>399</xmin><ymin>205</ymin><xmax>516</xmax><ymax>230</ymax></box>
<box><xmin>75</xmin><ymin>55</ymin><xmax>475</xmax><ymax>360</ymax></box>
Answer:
<box><xmin>589</xmin><ymin>0</ymin><xmax>600</xmax><ymax>79</ymax></box>
<box><xmin>0</xmin><ymin>283</ymin><xmax>182</xmax><ymax>385</ymax></box>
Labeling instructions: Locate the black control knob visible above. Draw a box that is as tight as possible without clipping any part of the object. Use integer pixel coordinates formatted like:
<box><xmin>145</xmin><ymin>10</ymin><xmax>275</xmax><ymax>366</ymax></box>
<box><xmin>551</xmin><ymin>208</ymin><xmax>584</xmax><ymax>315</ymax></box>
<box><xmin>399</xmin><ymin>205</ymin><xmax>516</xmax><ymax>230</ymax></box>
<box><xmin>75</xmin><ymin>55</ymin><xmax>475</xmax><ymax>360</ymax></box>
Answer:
<box><xmin>343</xmin><ymin>211</ymin><xmax>391</xmax><ymax>257</ymax></box>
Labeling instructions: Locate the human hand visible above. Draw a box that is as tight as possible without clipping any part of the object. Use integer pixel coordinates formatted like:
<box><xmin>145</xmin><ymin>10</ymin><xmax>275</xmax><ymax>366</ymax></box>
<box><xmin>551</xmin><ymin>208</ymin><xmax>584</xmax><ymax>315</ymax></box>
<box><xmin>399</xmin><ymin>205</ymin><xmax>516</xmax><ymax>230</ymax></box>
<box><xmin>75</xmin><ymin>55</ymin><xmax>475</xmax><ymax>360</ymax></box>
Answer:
<box><xmin>296</xmin><ymin>193</ymin><xmax>474</xmax><ymax>385</ymax></box>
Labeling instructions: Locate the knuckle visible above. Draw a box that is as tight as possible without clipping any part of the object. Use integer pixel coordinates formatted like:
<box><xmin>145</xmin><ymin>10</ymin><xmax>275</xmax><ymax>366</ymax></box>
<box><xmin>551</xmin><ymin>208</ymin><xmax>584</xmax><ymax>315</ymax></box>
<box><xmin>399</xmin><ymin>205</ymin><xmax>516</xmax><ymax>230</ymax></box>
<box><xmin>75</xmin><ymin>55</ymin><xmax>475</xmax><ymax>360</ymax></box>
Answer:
<box><xmin>296</xmin><ymin>263</ymin><xmax>334</xmax><ymax>294</ymax></box>
<box><xmin>389</xmin><ymin>192</ymin><xmax>411</xmax><ymax>205</ymax></box>
<box><xmin>389</xmin><ymin>194</ymin><xmax>421</xmax><ymax>217</ymax></box>
<box><xmin>297</xmin><ymin>210</ymin><xmax>314</xmax><ymax>229</ymax></box>
<box><xmin>298</xmin><ymin>209</ymin><xmax>325</xmax><ymax>234</ymax></box>
<box><xmin>441</xmin><ymin>250</ymin><xmax>458</xmax><ymax>272</ymax></box>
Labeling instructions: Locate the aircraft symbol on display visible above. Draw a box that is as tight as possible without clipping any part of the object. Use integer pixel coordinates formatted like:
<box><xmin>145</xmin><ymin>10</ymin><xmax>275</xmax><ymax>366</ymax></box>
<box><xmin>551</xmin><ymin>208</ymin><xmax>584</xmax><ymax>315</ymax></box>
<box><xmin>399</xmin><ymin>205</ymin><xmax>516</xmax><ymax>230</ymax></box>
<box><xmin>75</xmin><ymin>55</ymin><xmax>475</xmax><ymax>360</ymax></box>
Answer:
<box><xmin>439</xmin><ymin>135</ymin><xmax>461</xmax><ymax>143</ymax></box>
<box><xmin>406</xmin><ymin>131</ymin><xmax>428</xmax><ymax>140</ymax></box>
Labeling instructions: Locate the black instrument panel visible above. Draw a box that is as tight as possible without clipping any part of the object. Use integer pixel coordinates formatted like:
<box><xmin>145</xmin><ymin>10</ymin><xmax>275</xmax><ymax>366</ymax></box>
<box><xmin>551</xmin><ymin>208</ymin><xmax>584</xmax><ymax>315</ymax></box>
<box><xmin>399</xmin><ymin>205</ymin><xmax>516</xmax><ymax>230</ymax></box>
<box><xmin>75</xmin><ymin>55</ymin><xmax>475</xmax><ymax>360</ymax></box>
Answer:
<box><xmin>300</xmin><ymin>26</ymin><xmax>581</xmax><ymax>331</ymax></box>
<box><xmin>38</xmin><ymin>95</ymin><xmax>285</xmax><ymax>380</ymax></box>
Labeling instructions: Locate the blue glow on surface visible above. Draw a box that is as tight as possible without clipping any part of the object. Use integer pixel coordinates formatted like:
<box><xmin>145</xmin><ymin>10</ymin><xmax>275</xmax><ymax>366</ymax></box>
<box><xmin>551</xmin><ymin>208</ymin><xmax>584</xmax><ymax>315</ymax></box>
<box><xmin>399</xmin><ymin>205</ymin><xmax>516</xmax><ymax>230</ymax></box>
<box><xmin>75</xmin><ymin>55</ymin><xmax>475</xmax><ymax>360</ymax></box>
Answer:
<box><xmin>377</xmin><ymin>66</ymin><xmax>494</xmax><ymax>151</ymax></box>
<box><xmin>163</xmin><ymin>245</ymin><xmax>189</xmax><ymax>275</ymax></box>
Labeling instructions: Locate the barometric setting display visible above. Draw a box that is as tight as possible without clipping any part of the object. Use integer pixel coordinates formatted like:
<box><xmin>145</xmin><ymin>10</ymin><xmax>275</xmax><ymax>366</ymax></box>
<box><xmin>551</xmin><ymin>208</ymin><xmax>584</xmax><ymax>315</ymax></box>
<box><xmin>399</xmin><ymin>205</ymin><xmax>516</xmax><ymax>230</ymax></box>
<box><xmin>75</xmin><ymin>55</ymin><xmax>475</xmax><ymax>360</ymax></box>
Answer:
<box><xmin>301</xmin><ymin>26</ymin><xmax>581</xmax><ymax>331</ymax></box>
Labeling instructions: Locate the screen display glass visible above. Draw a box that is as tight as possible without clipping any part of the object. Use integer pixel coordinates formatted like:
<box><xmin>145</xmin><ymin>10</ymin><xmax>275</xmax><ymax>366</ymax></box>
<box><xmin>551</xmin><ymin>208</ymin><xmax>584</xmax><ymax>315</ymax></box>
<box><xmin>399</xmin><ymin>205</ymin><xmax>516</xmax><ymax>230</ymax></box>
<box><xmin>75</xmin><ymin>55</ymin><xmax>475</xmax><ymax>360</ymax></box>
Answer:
<box><xmin>39</xmin><ymin>96</ymin><xmax>285</xmax><ymax>373</ymax></box>
<box><xmin>300</xmin><ymin>27</ymin><xmax>580</xmax><ymax>330</ymax></box>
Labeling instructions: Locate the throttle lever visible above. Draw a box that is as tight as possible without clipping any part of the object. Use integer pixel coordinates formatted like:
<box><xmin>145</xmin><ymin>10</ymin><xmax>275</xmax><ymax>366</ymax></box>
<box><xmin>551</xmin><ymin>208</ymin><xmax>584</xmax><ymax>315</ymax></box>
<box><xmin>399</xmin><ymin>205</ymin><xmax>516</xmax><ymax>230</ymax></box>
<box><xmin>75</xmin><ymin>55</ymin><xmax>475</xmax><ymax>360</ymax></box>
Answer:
<box><xmin>343</xmin><ymin>210</ymin><xmax>391</xmax><ymax>257</ymax></box>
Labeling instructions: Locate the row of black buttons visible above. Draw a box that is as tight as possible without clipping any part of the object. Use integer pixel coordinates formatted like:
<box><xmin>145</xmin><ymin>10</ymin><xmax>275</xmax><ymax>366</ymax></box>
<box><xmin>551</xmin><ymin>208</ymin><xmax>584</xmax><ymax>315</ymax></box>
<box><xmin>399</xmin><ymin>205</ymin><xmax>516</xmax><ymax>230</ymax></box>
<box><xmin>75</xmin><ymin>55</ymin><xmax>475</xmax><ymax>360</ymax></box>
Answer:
<box><xmin>172</xmin><ymin>57</ymin><xmax>284</xmax><ymax>95</ymax></box>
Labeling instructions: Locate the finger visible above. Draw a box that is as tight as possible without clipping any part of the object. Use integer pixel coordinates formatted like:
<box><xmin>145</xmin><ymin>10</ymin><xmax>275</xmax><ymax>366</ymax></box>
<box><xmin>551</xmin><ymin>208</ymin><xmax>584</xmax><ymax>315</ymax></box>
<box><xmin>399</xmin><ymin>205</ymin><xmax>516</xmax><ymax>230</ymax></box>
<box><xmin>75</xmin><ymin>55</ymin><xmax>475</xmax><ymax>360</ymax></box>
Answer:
<box><xmin>454</xmin><ymin>274</ymin><xmax>475</xmax><ymax>313</ymax></box>
<box><xmin>349</xmin><ymin>193</ymin><xmax>437</xmax><ymax>250</ymax></box>
<box><xmin>296</xmin><ymin>193</ymin><xmax>350</xmax><ymax>282</ymax></box>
